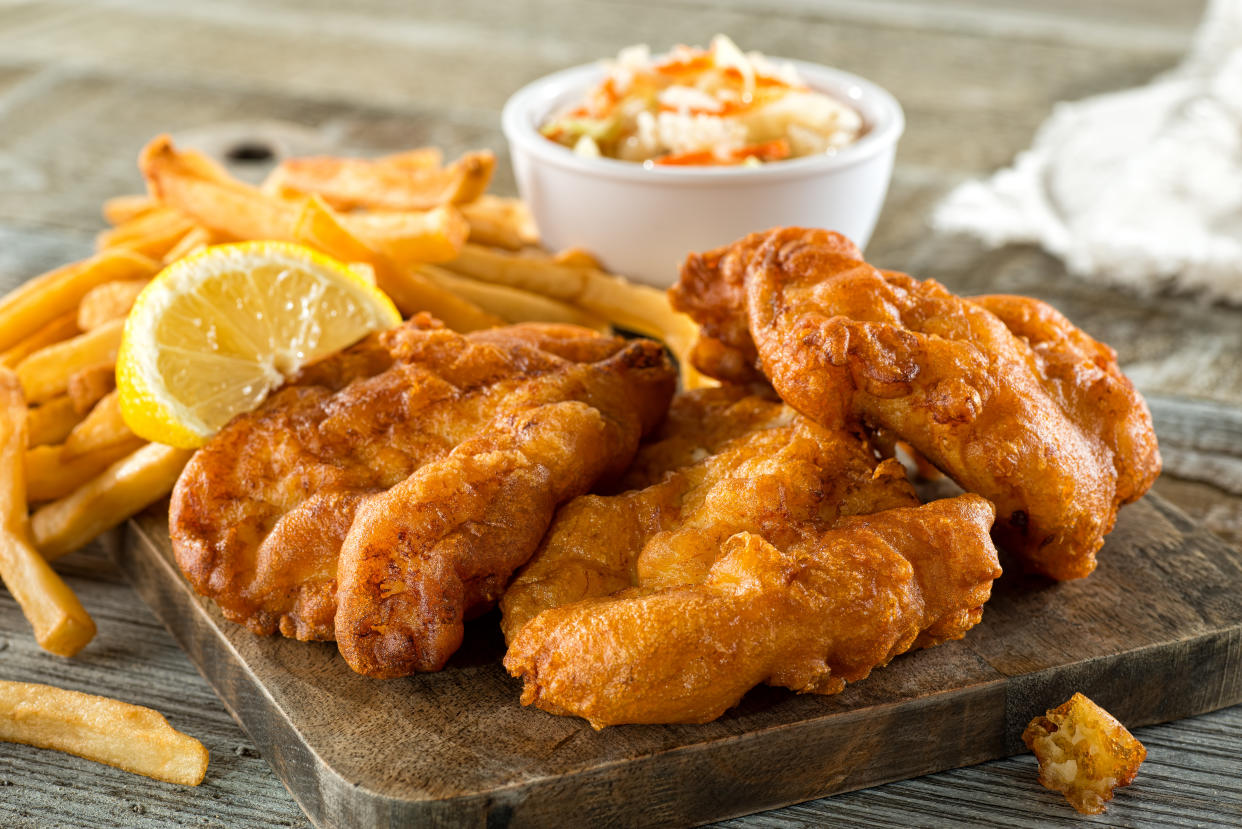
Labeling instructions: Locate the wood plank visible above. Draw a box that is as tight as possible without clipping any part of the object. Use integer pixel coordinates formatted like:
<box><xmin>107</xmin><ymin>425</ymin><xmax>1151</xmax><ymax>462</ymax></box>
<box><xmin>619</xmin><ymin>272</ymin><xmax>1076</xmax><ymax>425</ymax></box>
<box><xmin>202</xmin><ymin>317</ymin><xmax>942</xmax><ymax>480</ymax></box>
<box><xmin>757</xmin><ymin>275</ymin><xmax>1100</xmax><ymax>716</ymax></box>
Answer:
<box><xmin>0</xmin><ymin>0</ymin><xmax>1185</xmax><ymax>175</ymax></box>
<box><xmin>0</xmin><ymin>539</ymin><xmax>309</xmax><ymax>829</ymax></box>
<box><xmin>0</xmin><ymin>72</ymin><xmax>509</xmax><ymax>233</ymax></box>
<box><xmin>114</xmin><ymin>491</ymin><xmax>1242</xmax><ymax>827</ymax></box>
<box><xmin>626</xmin><ymin>0</ymin><xmax>1204</xmax><ymax>52</ymax></box>
<box><xmin>3</xmin><ymin>3</ymin><xmax>1240</xmax><ymax>826</ymax></box>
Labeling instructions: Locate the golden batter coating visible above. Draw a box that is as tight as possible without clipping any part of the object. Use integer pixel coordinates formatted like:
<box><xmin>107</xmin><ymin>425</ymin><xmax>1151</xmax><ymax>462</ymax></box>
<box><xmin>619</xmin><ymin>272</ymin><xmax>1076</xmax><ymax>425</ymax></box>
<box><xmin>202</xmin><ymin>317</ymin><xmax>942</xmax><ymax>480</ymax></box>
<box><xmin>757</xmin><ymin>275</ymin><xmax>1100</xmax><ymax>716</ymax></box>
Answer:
<box><xmin>670</xmin><ymin>228</ymin><xmax>1160</xmax><ymax>580</ymax></box>
<box><xmin>501</xmin><ymin>388</ymin><xmax>1001</xmax><ymax>727</ymax></box>
<box><xmin>170</xmin><ymin>316</ymin><xmax>675</xmax><ymax>676</ymax></box>
<box><xmin>1023</xmin><ymin>692</ymin><xmax>1146</xmax><ymax>815</ymax></box>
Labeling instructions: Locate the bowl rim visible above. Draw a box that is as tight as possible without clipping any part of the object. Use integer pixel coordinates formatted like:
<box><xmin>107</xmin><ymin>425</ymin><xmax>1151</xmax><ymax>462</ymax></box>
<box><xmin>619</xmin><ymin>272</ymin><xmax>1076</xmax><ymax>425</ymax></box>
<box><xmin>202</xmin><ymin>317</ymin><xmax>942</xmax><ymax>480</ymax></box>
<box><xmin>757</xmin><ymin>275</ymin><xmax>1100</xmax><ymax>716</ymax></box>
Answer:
<box><xmin>501</xmin><ymin>57</ymin><xmax>905</xmax><ymax>185</ymax></box>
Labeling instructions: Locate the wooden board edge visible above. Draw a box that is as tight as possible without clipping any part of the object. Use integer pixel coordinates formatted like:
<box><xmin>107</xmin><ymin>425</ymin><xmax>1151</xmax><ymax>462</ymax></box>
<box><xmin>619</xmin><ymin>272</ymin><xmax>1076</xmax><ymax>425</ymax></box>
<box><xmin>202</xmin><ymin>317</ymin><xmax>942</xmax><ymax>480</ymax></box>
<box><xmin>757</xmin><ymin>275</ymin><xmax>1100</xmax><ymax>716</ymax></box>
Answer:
<box><xmin>116</xmin><ymin>512</ymin><xmax>1011</xmax><ymax>827</ymax></box>
<box><xmin>1002</xmin><ymin>626</ymin><xmax>1242</xmax><ymax>755</ymax></box>
<box><xmin>115</xmin><ymin>512</ymin><xmax>342</xmax><ymax>828</ymax></box>
<box><xmin>115</xmin><ymin>505</ymin><xmax>1242</xmax><ymax>828</ymax></box>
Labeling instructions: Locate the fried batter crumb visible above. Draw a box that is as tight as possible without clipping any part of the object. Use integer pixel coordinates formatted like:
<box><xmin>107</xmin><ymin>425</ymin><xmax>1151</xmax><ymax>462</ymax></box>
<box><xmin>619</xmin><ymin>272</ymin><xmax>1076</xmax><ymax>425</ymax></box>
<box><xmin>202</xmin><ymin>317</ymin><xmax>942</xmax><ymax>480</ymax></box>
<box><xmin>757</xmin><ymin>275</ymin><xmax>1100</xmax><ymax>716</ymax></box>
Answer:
<box><xmin>1022</xmin><ymin>692</ymin><xmax>1146</xmax><ymax>814</ymax></box>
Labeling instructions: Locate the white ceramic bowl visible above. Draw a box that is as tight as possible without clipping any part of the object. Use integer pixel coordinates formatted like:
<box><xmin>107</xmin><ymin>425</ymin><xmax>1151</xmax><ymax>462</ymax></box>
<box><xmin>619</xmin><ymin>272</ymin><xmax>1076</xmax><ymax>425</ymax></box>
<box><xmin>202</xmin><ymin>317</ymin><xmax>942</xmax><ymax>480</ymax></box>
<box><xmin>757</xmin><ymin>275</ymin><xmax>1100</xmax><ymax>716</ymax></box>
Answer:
<box><xmin>502</xmin><ymin>59</ymin><xmax>905</xmax><ymax>288</ymax></box>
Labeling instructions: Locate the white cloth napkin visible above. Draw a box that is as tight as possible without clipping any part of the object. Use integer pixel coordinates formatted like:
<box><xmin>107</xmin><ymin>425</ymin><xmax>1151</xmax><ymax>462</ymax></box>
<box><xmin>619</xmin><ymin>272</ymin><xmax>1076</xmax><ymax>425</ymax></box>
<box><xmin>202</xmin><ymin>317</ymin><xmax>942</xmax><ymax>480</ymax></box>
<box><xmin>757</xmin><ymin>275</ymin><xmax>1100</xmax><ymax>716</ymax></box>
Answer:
<box><xmin>932</xmin><ymin>0</ymin><xmax>1242</xmax><ymax>304</ymax></box>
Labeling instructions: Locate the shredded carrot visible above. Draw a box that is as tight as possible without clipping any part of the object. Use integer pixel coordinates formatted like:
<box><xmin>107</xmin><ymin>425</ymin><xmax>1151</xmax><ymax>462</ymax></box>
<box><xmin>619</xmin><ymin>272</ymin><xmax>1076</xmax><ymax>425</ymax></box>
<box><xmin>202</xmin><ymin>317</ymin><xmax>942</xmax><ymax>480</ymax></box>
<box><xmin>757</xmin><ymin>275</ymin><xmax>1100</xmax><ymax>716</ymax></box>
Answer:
<box><xmin>730</xmin><ymin>139</ymin><xmax>791</xmax><ymax>162</ymax></box>
<box><xmin>654</xmin><ymin>52</ymin><xmax>713</xmax><ymax>75</ymax></box>
<box><xmin>542</xmin><ymin>40</ymin><xmax>861</xmax><ymax>164</ymax></box>
<box><xmin>653</xmin><ymin>149</ymin><xmax>718</xmax><ymax>166</ymax></box>
<box><xmin>720</xmin><ymin>66</ymin><xmax>797</xmax><ymax>89</ymax></box>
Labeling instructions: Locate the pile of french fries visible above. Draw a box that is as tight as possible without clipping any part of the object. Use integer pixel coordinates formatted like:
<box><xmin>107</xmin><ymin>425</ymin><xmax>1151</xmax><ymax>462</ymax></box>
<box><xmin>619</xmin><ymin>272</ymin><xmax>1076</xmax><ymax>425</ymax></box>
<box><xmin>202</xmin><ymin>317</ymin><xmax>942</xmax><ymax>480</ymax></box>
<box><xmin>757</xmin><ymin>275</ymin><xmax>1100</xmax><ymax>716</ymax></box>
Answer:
<box><xmin>0</xmin><ymin>134</ymin><xmax>705</xmax><ymax>783</ymax></box>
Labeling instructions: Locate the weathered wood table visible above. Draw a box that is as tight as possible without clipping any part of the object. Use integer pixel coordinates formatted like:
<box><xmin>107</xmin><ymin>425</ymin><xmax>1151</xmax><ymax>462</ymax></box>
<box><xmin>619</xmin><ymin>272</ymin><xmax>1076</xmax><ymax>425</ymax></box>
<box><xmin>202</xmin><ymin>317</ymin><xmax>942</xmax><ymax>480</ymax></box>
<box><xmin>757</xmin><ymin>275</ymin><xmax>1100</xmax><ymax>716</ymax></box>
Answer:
<box><xmin>3</xmin><ymin>0</ymin><xmax>1241</xmax><ymax>826</ymax></box>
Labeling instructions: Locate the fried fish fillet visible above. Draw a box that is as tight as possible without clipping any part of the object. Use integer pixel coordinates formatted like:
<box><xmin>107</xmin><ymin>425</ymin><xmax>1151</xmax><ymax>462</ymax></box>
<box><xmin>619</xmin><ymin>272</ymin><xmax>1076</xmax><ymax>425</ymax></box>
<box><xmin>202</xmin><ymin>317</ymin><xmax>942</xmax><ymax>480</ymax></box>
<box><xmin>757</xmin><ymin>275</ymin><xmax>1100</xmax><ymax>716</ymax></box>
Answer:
<box><xmin>1022</xmin><ymin>692</ymin><xmax>1146</xmax><ymax>815</ymax></box>
<box><xmin>501</xmin><ymin>387</ymin><xmax>1001</xmax><ymax>727</ymax></box>
<box><xmin>170</xmin><ymin>316</ymin><xmax>675</xmax><ymax>677</ymax></box>
<box><xmin>670</xmin><ymin>228</ymin><xmax>1160</xmax><ymax>580</ymax></box>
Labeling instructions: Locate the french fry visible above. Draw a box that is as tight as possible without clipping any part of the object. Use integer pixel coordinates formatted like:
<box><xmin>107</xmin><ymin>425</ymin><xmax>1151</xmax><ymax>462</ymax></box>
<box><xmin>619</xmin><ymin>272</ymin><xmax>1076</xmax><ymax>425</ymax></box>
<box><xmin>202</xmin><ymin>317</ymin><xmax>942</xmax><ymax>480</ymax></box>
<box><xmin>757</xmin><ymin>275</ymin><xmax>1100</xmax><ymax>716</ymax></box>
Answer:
<box><xmin>76</xmin><ymin>280</ymin><xmax>150</xmax><ymax>331</ymax></box>
<box><xmin>442</xmin><ymin>244</ymin><xmax>711</xmax><ymax>387</ymax></box>
<box><xmin>142</xmin><ymin>136</ymin><xmax>470</xmax><ymax>268</ymax></box>
<box><xmin>0</xmin><ymin>251</ymin><xmax>157</xmax><ymax>354</ymax></box>
<box><xmin>15</xmin><ymin>320</ymin><xmax>124</xmax><ymax>405</ymax></box>
<box><xmin>293</xmin><ymin>195</ymin><xmax>501</xmax><ymax>331</ymax></box>
<box><xmin>161</xmin><ymin>225</ymin><xmax>216</xmax><ymax>265</ymax></box>
<box><xmin>267</xmin><ymin>149</ymin><xmax>495</xmax><ymax>211</ymax></box>
<box><xmin>141</xmin><ymin>136</ymin><xmax>292</xmax><ymax>241</ymax></box>
<box><xmin>33</xmin><ymin>443</ymin><xmax>193</xmax><ymax>561</ymax></box>
<box><xmin>0</xmin><ymin>680</ymin><xmax>208</xmax><ymax>785</ymax></box>
<box><xmin>553</xmin><ymin>247</ymin><xmax>603</xmax><ymax>270</ymax></box>
<box><xmin>67</xmin><ymin>363</ymin><xmax>117</xmax><ymax>415</ymax></box>
<box><xmin>96</xmin><ymin>206</ymin><xmax>195</xmax><ymax>260</ymax></box>
<box><xmin>341</xmin><ymin>206</ymin><xmax>469</xmax><ymax>267</ymax></box>
<box><xmin>419</xmin><ymin>265</ymin><xmax>609</xmax><ymax>331</ymax></box>
<box><xmin>382</xmin><ymin>146</ymin><xmax>445</xmax><ymax>170</ymax></box>
<box><xmin>459</xmin><ymin>195</ymin><xmax>540</xmax><ymax>250</ymax></box>
<box><xmin>63</xmin><ymin>391</ymin><xmax>133</xmax><ymax>456</ymax></box>
<box><xmin>26</xmin><ymin>437</ymin><xmax>147</xmax><ymax>503</ymax></box>
<box><xmin>341</xmin><ymin>206</ymin><xmax>467</xmax><ymax>266</ymax></box>
<box><xmin>0</xmin><ymin>312</ymin><xmax>79</xmax><ymax>370</ymax></box>
<box><xmin>102</xmin><ymin>194</ymin><xmax>159</xmax><ymax>226</ymax></box>
<box><xmin>0</xmin><ymin>370</ymin><xmax>95</xmax><ymax>656</ymax></box>
<box><xmin>260</xmin><ymin>148</ymin><xmax>444</xmax><ymax>198</ymax></box>
<box><xmin>26</xmin><ymin>397</ymin><xmax>82</xmax><ymax>448</ymax></box>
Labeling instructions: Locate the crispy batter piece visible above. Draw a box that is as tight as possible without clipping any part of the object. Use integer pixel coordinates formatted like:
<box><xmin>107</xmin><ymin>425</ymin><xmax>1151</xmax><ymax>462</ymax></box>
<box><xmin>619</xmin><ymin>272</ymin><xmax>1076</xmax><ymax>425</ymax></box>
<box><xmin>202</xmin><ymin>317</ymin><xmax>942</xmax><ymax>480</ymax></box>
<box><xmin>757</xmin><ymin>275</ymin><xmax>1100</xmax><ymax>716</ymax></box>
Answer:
<box><xmin>501</xmin><ymin>387</ymin><xmax>1001</xmax><ymax>727</ymax></box>
<box><xmin>670</xmin><ymin>228</ymin><xmax>1161</xmax><ymax>580</ymax></box>
<box><xmin>170</xmin><ymin>316</ymin><xmax>675</xmax><ymax>676</ymax></box>
<box><xmin>1023</xmin><ymin>692</ymin><xmax>1146</xmax><ymax>814</ymax></box>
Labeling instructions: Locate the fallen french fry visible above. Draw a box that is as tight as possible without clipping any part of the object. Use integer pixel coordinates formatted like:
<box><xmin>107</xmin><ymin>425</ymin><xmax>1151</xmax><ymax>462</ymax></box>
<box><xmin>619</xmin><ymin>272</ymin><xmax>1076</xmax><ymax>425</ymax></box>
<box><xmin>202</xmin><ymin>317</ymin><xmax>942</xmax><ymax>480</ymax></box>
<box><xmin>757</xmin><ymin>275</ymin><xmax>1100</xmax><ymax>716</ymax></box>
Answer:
<box><xmin>341</xmin><ymin>206</ymin><xmax>469</xmax><ymax>267</ymax></box>
<box><xmin>96</xmin><ymin>206</ymin><xmax>195</xmax><ymax>260</ymax></box>
<box><xmin>419</xmin><ymin>265</ymin><xmax>609</xmax><ymax>331</ymax></box>
<box><xmin>64</xmin><ymin>392</ymin><xmax>133</xmax><ymax>456</ymax></box>
<box><xmin>293</xmin><ymin>195</ymin><xmax>501</xmax><ymax>331</ymax></box>
<box><xmin>0</xmin><ymin>312</ymin><xmax>79</xmax><ymax>370</ymax></box>
<box><xmin>15</xmin><ymin>320</ymin><xmax>124</xmax><ymax>405</ymax></box>
<box><xmin>26</xmin><ymin>397</ymin><xmax>82</xmax><ymax>448</ymax></box>
<box><xmin>77</xmin><ymin>280</ymin><xmax>150</xmax><ymax>331</ymax></box>
<box><xmin>459</xmin><ymin>195</ymin><xmax>540</xmax><ymax>250</ymax></box>
<box><xmin>0</xmin><ymin>251</ymin><xmax>157</xmax><ymax>354</ymax></box>
<box><xmin>267</xmin><ymin>149</ymin><xmax>495</xmax><ymax>211</ymax></box>
<box><xmin>0</xmin><ymin>680</ymin><xmax>208</xmax><ymax>785</ymax></box>
<box><xmin>102</xmin><ymin>194</ymin><xmax>159</xmax><ymax>226</ymax></box>
<box><xmin>0</xmin><ymin>370</ymin><xmax>95</xmax><ymax>656</ymax></box>
<box><xmin>26</xmin><ymin>437</ymin><xmax>147</xmax><ymax>503</ymax></box>
<box><xmin>161</xmin><ymin>225</ymin><xmax>216</xmax><ymax>265</ymax></box>
<box><xmin>33</xmin><ymin>443</ymin><xmax>193</xmax><ymax>561</ymax></box>
<box><xmin>442</xmin><ymin>244</ymin><xmax>710</xmax><ymax>387</ymax></box>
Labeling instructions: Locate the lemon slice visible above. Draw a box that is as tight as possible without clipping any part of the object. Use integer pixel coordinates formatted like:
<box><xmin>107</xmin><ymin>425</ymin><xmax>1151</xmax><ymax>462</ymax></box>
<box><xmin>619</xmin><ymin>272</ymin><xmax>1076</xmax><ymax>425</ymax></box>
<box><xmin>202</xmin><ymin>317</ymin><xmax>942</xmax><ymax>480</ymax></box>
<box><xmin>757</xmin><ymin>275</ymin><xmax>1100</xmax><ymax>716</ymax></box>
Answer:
<box><xmin>117</xmin><ymin>241</ymin><xmax>401</xmax><ymax>448</ymax></box>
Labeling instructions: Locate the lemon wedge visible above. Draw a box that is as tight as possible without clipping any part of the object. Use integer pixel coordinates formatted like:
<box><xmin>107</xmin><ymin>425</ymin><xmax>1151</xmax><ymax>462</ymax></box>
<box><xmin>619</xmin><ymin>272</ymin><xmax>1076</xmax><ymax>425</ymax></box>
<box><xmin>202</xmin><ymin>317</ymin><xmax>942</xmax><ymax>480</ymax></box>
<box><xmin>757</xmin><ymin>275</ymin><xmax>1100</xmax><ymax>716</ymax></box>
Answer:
<box><xmin>117</xmin><ymin>241</ymin><xmax>401</xmax><ymax>448</ymax></box>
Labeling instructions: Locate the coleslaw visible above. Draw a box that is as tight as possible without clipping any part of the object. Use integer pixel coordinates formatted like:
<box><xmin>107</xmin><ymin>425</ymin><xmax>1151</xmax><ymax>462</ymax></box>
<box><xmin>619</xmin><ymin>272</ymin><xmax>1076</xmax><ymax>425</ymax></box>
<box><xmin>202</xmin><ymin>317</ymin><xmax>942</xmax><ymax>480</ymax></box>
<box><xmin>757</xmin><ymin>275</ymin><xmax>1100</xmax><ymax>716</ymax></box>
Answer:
<box><xmin>540</xmin><ymin>35</ymin><xmax>865</xmax><ymax>167</ymax></box>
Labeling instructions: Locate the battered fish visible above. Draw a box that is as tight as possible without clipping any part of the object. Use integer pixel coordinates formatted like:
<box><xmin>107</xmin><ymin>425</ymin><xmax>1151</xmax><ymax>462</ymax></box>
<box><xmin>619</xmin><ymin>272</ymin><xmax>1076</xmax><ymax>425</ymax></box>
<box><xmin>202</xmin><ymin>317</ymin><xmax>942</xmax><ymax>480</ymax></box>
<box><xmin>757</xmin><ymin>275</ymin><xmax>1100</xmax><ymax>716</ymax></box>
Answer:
<box><xmin>501</xmin><ymin>387</ymin><xmax>1001</xmax><ymax>727</ymax></box>
<box><xmin>170</xmin><ymin>316</ymin><xmax>676</xmax><ymax>677</ymax></box>
<box><xmin>670</xmin><ymin>228</ymin><xmax>1160</xmax><ymax>580</ymax></box>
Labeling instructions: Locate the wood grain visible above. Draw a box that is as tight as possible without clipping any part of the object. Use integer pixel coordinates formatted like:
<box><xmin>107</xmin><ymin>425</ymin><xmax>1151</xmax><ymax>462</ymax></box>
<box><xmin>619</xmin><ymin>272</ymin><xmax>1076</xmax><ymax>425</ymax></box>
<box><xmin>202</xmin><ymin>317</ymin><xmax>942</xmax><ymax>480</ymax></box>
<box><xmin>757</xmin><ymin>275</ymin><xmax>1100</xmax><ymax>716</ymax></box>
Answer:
<box><xmin>5</xmin><ymin>0</ymin><xmax>1242</xmax><ymax>826</ymax></box>
<box><xmin>113</xmin><ymin>493</ymin><xmax>1242</xmax><ymax>828</ymax></box>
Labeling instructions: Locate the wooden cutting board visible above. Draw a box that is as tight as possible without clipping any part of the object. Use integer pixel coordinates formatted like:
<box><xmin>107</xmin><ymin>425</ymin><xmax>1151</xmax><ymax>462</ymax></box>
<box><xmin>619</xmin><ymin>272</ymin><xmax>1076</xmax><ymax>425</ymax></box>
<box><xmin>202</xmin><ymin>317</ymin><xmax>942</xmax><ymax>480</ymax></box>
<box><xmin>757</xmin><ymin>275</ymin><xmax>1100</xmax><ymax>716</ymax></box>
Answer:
<box><xmin>116</xmin><ymin>493</ymin><xmax>1242</xmax><ymax>828</ymax></box>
